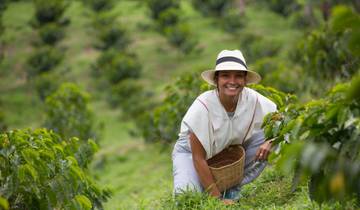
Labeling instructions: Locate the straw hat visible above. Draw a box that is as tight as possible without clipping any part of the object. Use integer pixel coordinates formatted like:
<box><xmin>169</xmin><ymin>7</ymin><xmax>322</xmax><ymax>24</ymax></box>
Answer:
<box><xmin>201</xmin><ymin>50</ymin><xmax>261</xmax><ymax>85</ymax></box>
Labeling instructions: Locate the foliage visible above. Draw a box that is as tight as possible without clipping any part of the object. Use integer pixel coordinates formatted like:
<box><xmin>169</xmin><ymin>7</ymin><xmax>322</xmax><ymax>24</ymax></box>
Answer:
<box><xmin>239</xmin><ymin>32</ymin><xmax>281</xmax><ymax>62</ymax></box>
<box><xmin>251</xmin><ymin>57</ymin><xmax>300</xmax><ymax>93</ymax></box>
<box><xmin>82</xmin><ymin>0</ymin><xmax>114</xmax><ymax>12</ymax></box>
<box><xmin>191</xmin><ymin>0</ymin><xmax>231</xmax><ymax>17</ymax></box>
<box><xmin>262</xmin><ymin>77</ymin><xmax>360</xmax><ymax>203</ymax></box>
<box><xmin>32</xmin><ymin>0</ymin><xmax>69</xmax><ymax>27</ymax></box>
<box><xmin>27</xmin><ymin>46</ymin><xmax>63</xmax><ymax>77</ymax></box>
<box><xmin>157</xmin><ymin>7</ymin><xmax>179</xmax><ymax>29</ymax></box>
<box><xmin>255</xmin><ymin>0</ymin><xmax>301</xmax><ymax>17</ymax></box>
<box><xmin>94</xmin><ymin>50</ymin><xmax>141</xmax><ymax>85</ymax></box>
<box><xmin>96</xmin><ymin>22</ymin><xmax>130</xmax><ymax>51</ymax></box>
<box><xmin>34</xmin><ymin>72</ymin><xmax>61</xmax><ymax>101</ymax></box>
<box><xmin>292</xmin><ymin>5</ymin><xmax>360</xmax><ymax>80</ymax></box>
<box><xmin>44</xmin><ymin>83</ymin><xmax>98</xmax><ymax>142</ymax></box>
<box><xmin>163</xmin><ymin>23</ymin><xmax>198</xmax><ymax>53</ymax></box>
<box><xmin>146</xmin><ymin>0</ymin><xmax>179</xmax><ymax>20</ymax></box>
<box><xmin>0</xmin><ymin>128</ymin><xmax>111</xmax><ymax>210</ymax></box>
<box><xmin>38</xmin><ymin>23</ymin><xmax>65</xmax><ymax>45</ymax></box>
<box><xmin>219</xmin><ymin>8</ymin><xmax>246</xmax><ymax>33</ymax></box>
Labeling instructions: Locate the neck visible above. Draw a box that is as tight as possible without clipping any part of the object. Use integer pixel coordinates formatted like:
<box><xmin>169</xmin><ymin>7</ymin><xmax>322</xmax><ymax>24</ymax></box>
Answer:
<box><xmin>218</xmin><ymin>92</ymin><xmax>240</xmax><ymax>112</ymax></box>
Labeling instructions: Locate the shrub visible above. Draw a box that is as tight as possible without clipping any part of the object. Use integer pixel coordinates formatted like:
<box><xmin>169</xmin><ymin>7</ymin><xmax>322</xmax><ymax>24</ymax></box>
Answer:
<box><xmin>219</xmin><ymin>8</ymin><xmax>246</xmax><ymax>33</ymax></box>
<box><xmin>95</xmin><ymin>50</ymin><xmax>142</xmax><ymax>85</ymax></box>
<box><xmin>239</xmin><ymin>32</ymin><xmax>281</xmax><ymax>62</ymax></box>
<box><xmin>291</xmin><ymin>6</ymin><xmax>360</xmax><ymax>80</ymax></box>
<box><xmin>164</xmin><ymin>23</ymin><xmax>198</xmax><ymax>53</ymax></box>
<box><xmin>82</xmin><ymin>0</ymin><xmax>114</xmax><ymax>12</ymax></box>
<box><xmin>32</xmin><ymin>0</ymin><xmax>69</xmax><ymax>27</ymax></box>
<box><xmin>146</xmin><ymin>0</ymin><xmax>179</xmax><ymax>20</ymax></box>
<box><xmin>27</xmin><ymin>46</ymin><xmax>63</xmax><ymax>77</ymax></box>
<box><xmin>38</xmin><ymin>23</ymin><xmax>65</xmax><ymax>45</ymax></box>
<box><xmin>157</xmin><ymin>7</ymin><xmax>180</xmax><ymax>29</ymax></box>
<box><xmin>44</xmin><ymin>83</ymin><xmax>98</xmax><ymax>141</ymax></box>
<box><xmin>262</xmin><ymin>77</ymin><xmax>360</xmax><ymax>203</ymax></box>
<box><xmin>255</xmin><ymin>0</ymin><xmax>301</xmax><ymax>17</ymax></box>
<box><xmin>34</xmin><ymin>72</ymin><xmax>61</xmax><ymax>101</ymax></box>
<box><xmin>0</xmin><ymin>128</ymin><xmax>111</xmax><ymax>210</ymax></box>
<box><xmin>191</xmin><ymin>0</ymin><xmax>230</xmax><ymax>17</ymax></box>
<box><xmin>96</xmin><ymin>23</ymin><xmax>130</xmax><ymax>51</ymax></box>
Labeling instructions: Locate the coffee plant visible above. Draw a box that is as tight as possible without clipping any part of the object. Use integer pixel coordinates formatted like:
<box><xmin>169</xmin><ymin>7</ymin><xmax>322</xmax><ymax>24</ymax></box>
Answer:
<box><xmin>262</xmin><ymin>75</ymin><xmax>360</xmax><ymax>203</ymax></box>
<box><xmin>44</xmin><ymin>83</ymin><xmax>98</xmax><ymax>142</ymax></box>
<box><xmin>191</xmin><ymin>0</ymin><xmax>230</xmax><ymax>17</ymax></box>
<box><xmin>27</xmin><ymin>46</ymin><xmax>64</xmax><ymax>77</ymax></box>
<box><xmin>291</xmin><ymin>5</ymin><xmax>359</xmax><ymax>80</ymax></box>
<box><xmin>32</xmin><ymin>0</ymin><xmax>69</xmax><ymax>27</ymax></box>
<box><xmin>0</xmin><ymin>128</ymin><xmax>111</xmax><ymax>210</ymax></box>
<box><xmin>146</xmin><ymin>0</ymin><xmax>179</xmax><ymax>20</ymax></box>
<box><xmin>38</xmin><ymin>23</ymin><xmax>65</xmax><ymax>45</ymax></box>
<box><xmin>82</xmin><ymin>0</ymin><xmax>114</xmax><ymax>12</ymax></box>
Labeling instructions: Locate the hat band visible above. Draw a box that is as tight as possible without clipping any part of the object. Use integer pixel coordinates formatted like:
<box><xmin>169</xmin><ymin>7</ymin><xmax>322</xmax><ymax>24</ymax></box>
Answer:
<box><xmin>216</xmin><ymin>56</ymin><xmax>248</xmax><ymax>69</ymax></box>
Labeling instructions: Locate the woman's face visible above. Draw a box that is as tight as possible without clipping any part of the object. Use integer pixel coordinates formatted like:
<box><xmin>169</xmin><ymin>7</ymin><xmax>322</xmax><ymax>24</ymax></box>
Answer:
<box><xmin>216</xmin><ymin>71</ymin><xmax>246</xmax><ymax>98</ymax></box>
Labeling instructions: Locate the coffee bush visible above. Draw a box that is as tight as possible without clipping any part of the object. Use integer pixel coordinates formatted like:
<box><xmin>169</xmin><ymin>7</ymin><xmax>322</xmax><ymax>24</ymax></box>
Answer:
<box><xmin>38</xmin><ymin>23</ymin><xmax>65</xmax><ymax>45</ymax></box>
<box><xmin>96</xmin><ymin>23</ymin><xmax>130</xmax><ymax>51</ymax></box>
<box><xmin>27</xmin><ymin>46</ymin><xmax>63</xmax><ymax>77</ymax></box>
<box><xmin>157</xmin><ymin>8</ymin><xmax>180</xmax><ymax>29</ymax></box>
<box><xmin>146</xmin><ymin>0</ymin><xmax>179</xmax><ymax>20</ymax></box>
<box><xmin>82</xmin><ymin>0</ymin><xmax>113</xmax><ymax>12</ymax></box>
<box><xmin>32</xmin><ymin>0</ymin><xmax>69</xmax><ymax>27</ymax></box>
<box><xmin>191</xmin><ymin>0</ymin><xmax>230</xmax><ymax>17</ymax></box>
<box><xmin>94</xmin><ymin>50</ymin><xmax>141</xmax><ymax>85</ymax></box>
<box><xmin>34</xmin><ymin>72</ymin><xmax>61</xmax><ymax>101</ymax></box>
<box><xmin>0</xmin><ymin>128</ymin><xmax>111</xmax><ymax>210</ymax></box>
<box><xmin>164</xmin><ymin>23</ymin><xmax>198</xmax><ymax>53</ymax></box>
<box><xmin>44</xmin><ymin>83</ymin><xmax>98</xmax><ymax>141</ymax></box>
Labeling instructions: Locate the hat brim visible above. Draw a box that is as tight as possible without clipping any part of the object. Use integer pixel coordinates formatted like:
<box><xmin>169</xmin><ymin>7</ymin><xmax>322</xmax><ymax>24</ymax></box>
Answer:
<box><xmin>201</xmin><ymin>69</ymin><xmax>261</xmax><ymax>86</ymax></box>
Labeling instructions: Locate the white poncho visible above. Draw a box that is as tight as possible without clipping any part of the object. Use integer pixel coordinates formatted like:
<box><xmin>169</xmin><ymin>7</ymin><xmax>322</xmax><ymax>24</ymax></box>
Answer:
<box><xmin>179</xmin><ymin>87</ymin><xmax>277</xmax><ymax>159</ymax></box>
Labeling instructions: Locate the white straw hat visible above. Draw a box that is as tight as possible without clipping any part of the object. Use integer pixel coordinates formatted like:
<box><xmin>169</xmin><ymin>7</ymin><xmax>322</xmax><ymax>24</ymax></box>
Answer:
<box><xmin>201</xmin><ymin>49</ymin><xmax>261</xmax><ymax>85</ymax></box>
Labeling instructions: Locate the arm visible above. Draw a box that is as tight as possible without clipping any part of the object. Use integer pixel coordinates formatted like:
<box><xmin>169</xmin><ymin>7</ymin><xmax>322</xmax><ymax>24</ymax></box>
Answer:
<box><xmin>189</xmin><ymin>132</ymin><xmax>221</xmax><ymax>198</ymax></box>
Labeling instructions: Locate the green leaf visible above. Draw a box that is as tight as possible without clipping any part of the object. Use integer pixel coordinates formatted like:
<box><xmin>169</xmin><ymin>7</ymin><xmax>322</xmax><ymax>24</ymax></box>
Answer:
<box><xmin>0</xmin><ymin>196</ymin><xmax>9</xmax><ymax>210</ymax></box>
<box><xmin>75</xmin><ymin>195</ymin><xmax>92</xmax><ymax>210</ymax></box>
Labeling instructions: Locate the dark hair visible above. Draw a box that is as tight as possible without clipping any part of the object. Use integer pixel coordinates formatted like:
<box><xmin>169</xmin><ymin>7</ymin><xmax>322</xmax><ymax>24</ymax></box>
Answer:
<box><xmin>214</xmin><ymin>71</ymin><xmax>247</xmax><ymax>85</ymax></box>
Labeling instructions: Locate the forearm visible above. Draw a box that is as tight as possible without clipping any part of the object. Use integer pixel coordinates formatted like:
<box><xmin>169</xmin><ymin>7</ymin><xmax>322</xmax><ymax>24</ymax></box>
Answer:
<box><xmin>193</xmin><ymin>157</ymin><xmax>221</xmax><ymax>197</ymax></box>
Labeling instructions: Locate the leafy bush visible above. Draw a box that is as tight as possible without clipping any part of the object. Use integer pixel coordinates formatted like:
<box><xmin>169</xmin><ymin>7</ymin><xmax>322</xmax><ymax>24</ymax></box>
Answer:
<box><xmin>255</xmin><ymin>0</ymin><xmax>301</xmax><ymax>17</ymax></box>
<box><xmin>191</xmin><ymin>0</ymin><xmax>230</xmax><ymax>17</ymax></box>
<box><xmin>38</xmin><ymin>23</ymin><xmax>65</xmax><ymax>45</ymax></box>
<box><xmin>262</xmin><ymin>77</ymin><xmax>360</xmax><ymax>203</ymax></box>
<box><xmin>252</xmin><ymin>57</ymin><xmax>299</xmax><ymax>93</ymax></box>
<box><xmin>94</xmin><ymin>50</ymin><xmax>142</xmax><ymax>85</ymax></box>
<box><xmin>32</xmin><ymin>0</ymin><xmax>69</xmax><ymax>27</ymax></box>
<box><xmin>219</xmin><ymin>8</ymin><xmax>246</xmax><ymax>33</ymax></box>
<box><xmin>34</xmin><ymin>72</ymin><xmax>61</xmax><ymax>101</ymax></box>
<box><xmin>82</xmin><ymin>0</ymin><xmax>113</xmax><ymax>12</ymax></box>
<box><xmin>44</xmin><ymin>83</ymin><xmax>98</xmax><ymax>141</ymax></box>
<box><xmin>0</xmin><ymin>128</ymin><xmax>111</xmax><ymax>210</ymax></box>
<box><xmin>146</xmin><ymin>0</ymin><xmax>179</xmax><ymax>20</ymax></box>
<box><xmin>157</xmin><ymin>8</ymin><xmax>180</xmax><ymax>29</ymax></box>
<box><xmin>240</xmin><ymin>32</ymin><xmax>281</xmax><ymax>62</ymax></box>
<box><xmin>164</xmin><ymin>23</ymin><xmax>198</xmax><ymax>53</ymax></box>
<box><xmin>27</xmin><ymin>46</ymin><xmax>63</xmax><ymax>77</ymax></box>
<box><xmin>96</xmin><ymin>23</ymin><xmax>130</xmax><ymax>51</ymax></box>
<box><xmin>291</xmin><ymin>5</ymin><xmax>360</xmax><ymax>80</ymax></box>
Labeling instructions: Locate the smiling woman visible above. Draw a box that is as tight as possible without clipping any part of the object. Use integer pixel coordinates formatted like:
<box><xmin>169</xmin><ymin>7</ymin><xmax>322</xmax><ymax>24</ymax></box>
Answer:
<box><xmin>172</xmin><ymin>49</ymin><xmax>277</xmax><ymax>204</ymax></box>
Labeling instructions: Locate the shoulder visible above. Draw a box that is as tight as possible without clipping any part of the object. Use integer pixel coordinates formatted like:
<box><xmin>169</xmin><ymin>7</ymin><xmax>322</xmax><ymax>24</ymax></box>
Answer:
<box><xmin>245</xmin><ymin>87</ymin><xmax>277</xmax><ymax>111</ymax></box>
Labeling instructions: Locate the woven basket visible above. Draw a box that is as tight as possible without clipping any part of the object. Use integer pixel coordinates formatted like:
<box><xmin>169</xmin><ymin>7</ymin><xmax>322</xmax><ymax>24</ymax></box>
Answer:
<box><xmin>207</xmin><ymin>145</ymin><xmax>245</xmax><ymax>192</ymax></box>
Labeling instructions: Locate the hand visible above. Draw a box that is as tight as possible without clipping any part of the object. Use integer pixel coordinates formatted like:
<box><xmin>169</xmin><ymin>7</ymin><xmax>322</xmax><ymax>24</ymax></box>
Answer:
<box><xmin>222</xmin><ymin>199</ymin><xmax>235</xmax><ymax>205</ymax></box>
<box><xmin>255</xmin><ymin>140</ymin><xmax>273</xmax><ymax>161</ymax></box>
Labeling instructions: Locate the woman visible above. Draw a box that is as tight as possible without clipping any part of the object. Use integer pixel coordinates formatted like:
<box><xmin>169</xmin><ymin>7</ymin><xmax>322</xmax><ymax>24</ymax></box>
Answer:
<box><xmin>172</xmin><ymin>49</ymin><xmax>277</xmax><ymax>204</ymax></box>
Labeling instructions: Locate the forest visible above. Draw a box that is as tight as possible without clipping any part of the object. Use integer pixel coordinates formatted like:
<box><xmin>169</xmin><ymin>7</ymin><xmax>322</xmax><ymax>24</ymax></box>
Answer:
<box><xmin>0</xmin><ymin>0</ymin><xmax>359</xmax><ymax>209</ymax></box>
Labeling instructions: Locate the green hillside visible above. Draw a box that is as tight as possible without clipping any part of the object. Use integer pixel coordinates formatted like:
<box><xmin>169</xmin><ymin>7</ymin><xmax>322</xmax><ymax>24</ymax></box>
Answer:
<box><xmin>0</xmin><ymin>0</ymin><xmax>359</xmax><ymax>209</ymax></box>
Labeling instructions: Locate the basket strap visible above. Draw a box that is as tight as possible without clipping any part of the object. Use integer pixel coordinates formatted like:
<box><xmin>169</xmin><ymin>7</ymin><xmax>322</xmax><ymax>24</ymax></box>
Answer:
<box><xmin>197</xmin><ymin>98</ymin><xmax>209</xmax><ymax>111</ymax></box>
<box><xmin>241</xmin><ymin>95</ymin><xmax>258</xmax><ymax>144</ymax></box>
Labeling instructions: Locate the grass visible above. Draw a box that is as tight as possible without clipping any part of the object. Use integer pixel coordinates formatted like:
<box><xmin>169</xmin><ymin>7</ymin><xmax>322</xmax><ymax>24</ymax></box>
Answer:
<box><xmin>1</xmin><ymin>0</ymin><xmax>356</xmax><ymax>209</ymax></box>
